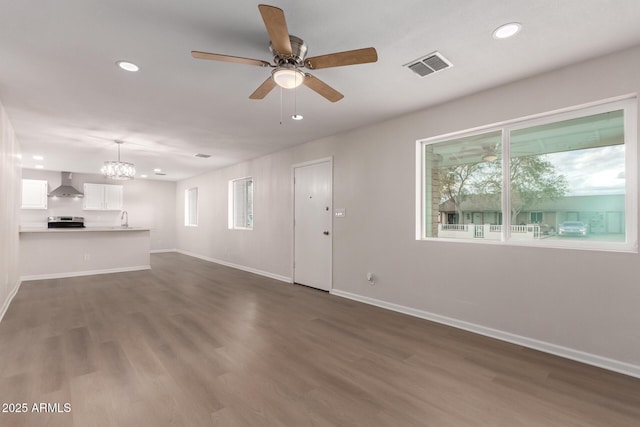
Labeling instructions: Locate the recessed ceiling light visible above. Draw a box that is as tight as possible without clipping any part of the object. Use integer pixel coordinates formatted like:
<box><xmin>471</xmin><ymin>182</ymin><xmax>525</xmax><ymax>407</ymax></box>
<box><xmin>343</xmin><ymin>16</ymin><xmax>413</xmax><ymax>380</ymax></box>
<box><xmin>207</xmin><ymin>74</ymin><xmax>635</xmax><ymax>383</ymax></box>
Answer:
<box><xmin>35</xmin><ymin>165</ymin><xmax>44</xmax><ymax>169</ymax></box>
<box><xmin>140</xmin><ymin>174</ymin><xmax>148</xmax><ymax>178</ymax></box>
<box><xmin>116</xmin><ymin>60</ymin><xmax>139</xmax><ymax>72</ymax></box>
<box><xmin>33</xmin><ymin>155</ymin><xmax>44</xmax><ymax>160</ymax></box>
<box><xmin>292</xmin><ymin>114</ymin><xmax>304</xmax><ymax>120</ymax></box>
<box><xmin>493</xmin><ymin>22</ymin><xmax>522</xmax><ymax>39</ymax></box>
<box><xmin>153</xmin><ymin>168</ymin><xmax>162</xmax><ymax>173</ymax></box>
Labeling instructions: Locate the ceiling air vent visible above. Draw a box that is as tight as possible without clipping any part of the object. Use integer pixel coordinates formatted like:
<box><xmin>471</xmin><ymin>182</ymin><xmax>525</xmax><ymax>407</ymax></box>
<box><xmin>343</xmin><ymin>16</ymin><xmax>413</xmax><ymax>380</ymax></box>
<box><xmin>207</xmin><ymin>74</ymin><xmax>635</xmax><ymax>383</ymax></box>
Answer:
<box><xmin>195</xmin><ymin>153</ymin><xmax>211</xmax><ymax>158</ymax></box>
<box><xmin>404</xmin><ymin>51</ymin><xmax>452</xmax><ymax>77</ymax></box>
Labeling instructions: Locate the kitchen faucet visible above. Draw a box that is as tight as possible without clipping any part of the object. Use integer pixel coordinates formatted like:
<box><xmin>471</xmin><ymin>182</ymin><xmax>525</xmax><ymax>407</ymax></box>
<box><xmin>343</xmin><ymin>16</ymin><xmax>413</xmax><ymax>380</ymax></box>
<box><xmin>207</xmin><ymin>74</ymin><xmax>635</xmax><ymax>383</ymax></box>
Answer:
<box><xmin>121</xmin><ymin>210</ymin><xmax>128</xmax><ymax>228</ymax></box>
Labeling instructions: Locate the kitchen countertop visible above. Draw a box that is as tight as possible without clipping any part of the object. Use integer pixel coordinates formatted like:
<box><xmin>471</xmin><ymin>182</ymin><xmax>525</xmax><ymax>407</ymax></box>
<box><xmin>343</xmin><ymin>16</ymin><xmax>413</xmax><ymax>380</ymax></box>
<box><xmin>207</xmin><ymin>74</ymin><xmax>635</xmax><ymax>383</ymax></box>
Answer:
<box><xmin>20</xmin><ymin>226</ymin><xmax>150</xmax><ymax>233</ymax></box>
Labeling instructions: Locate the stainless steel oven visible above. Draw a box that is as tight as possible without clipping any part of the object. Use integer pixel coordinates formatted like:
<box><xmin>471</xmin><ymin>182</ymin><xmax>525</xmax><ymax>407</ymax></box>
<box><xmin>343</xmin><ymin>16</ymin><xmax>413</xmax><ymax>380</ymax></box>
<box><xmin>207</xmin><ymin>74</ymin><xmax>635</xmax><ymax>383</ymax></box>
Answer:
<box><xmin>47</xmin><ymin>216</ymin><xmax>85</xmax><ymax>228</ymax></box>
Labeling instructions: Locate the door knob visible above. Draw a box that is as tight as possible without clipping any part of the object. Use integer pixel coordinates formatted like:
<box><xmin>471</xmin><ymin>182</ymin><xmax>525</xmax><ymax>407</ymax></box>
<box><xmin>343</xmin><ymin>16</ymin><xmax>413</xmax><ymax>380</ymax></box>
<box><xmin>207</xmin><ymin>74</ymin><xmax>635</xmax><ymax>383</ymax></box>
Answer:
<box><xmin>323</xmin><ymin>231</ymin><xmax>330</xmax><ymax>235</ymax></box>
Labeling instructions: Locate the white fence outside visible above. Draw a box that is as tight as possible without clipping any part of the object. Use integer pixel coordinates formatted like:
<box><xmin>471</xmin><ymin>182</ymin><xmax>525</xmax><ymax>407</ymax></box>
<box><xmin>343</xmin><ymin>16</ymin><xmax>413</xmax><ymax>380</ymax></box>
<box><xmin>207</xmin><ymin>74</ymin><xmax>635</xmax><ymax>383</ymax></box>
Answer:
<box><xmin>438</xmin><ymin>224</ymin><xmax>541</xmax><ymax>240</ymax></box>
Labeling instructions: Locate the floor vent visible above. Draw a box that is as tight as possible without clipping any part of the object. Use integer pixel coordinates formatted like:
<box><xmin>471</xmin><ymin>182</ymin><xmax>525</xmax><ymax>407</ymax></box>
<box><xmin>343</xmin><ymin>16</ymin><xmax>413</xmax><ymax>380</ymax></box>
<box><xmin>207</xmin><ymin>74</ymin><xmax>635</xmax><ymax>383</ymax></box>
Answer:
<box><xmin>404</xmin><ymin>51</ymin><xmax>452</xmax><ymax>77</ymax></box>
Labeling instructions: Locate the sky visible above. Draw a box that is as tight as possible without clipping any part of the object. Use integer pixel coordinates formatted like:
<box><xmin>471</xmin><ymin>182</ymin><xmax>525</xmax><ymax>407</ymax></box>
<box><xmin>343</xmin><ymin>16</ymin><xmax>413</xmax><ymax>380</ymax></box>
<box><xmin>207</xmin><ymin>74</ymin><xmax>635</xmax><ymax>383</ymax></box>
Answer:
<box><xmin>547</xmin><ymin>145</ymin><xmax>625</xmax><ymax>196</ymax></box>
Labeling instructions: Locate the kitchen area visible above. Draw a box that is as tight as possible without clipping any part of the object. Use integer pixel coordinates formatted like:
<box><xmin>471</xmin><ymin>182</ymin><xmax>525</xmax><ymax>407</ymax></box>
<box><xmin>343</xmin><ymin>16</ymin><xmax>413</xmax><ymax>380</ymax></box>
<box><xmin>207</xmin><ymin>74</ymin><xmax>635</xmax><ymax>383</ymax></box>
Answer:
<box><xmin>19</xmin><ymin>169</ymin><xmax>177</xmax><ymax>280</ymax></box>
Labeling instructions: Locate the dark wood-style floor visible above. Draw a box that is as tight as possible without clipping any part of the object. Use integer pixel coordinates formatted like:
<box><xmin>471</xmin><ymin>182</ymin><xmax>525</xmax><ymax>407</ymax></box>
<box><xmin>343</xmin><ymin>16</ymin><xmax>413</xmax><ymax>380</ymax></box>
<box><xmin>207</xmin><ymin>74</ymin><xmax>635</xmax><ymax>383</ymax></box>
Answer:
<box><xmin>1</xmin><ymin>253</ymin><xmax>639</xmax><ymax>426</ymax></box>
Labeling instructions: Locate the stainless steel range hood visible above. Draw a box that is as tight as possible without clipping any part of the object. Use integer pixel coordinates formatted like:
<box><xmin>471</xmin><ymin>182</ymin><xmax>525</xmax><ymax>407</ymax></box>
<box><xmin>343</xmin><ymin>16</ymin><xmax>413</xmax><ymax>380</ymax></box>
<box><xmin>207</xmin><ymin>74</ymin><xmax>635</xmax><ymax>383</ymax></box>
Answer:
<box><xmin>48</xmin><ymin>172</ymin><xmax>84</xmax><ymax>198</ymax></box>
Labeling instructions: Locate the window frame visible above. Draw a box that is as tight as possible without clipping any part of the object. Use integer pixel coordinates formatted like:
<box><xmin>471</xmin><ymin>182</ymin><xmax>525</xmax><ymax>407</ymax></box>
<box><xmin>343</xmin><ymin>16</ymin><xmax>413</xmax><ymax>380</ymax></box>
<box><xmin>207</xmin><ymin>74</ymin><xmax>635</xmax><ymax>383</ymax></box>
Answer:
<box><xmin>228</xmin><ymin>176</ymin><xmax>254</xmax><ymax>230</ymax></box>
<box><xmin>416</xmin><ymin>97</ymin><xmax>637</xmax><ymax>252</ymax></box>
<box><xmin>184</xmin><ymin>187</ymin><xmax>198</xmax><ymax>227</ymax></box>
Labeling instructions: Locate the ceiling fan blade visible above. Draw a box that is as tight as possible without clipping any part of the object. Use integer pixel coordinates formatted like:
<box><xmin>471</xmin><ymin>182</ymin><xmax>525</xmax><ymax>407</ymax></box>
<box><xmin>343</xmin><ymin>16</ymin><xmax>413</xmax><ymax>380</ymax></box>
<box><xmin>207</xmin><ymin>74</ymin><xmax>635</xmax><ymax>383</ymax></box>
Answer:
<box><xmin>191</xmin><ymin>51</ymin><xmax>271</xmax><ymax>67</ymax></box>
<box><xmin>249</xmin><ymin>76</ymin><xmax>277</xmax><ymax>100</ymax></box>
<box><xmin>304</xmin><ymin>47</ymin><xmax>378</xmax><ymax>70</ymax></box>
<box><xmin>258</xmin><ymin>4</ymin><xmax>292</xmax><ymax>56</ymax></box>
<box><xmin>303</xmin><ymin>74</ymin><xmax>344</xmax><ymax>103</ymax></box>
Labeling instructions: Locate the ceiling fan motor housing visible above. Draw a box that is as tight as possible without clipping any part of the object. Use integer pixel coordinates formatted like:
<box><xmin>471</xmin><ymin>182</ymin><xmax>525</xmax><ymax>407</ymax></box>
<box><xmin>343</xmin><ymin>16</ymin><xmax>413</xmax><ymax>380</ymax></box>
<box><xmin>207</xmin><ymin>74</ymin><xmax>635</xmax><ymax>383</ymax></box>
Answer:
<box><xmin>270</xmin><ymin>35</ymin><xmax>307</xmax><ymax>66</ymax></box>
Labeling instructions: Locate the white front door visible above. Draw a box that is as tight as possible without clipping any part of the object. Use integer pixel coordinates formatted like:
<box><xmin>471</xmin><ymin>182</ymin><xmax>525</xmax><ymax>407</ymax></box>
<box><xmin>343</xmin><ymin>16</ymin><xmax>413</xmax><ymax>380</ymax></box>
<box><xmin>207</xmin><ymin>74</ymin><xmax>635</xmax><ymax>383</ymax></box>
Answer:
<box><xmin>293</xmin><ymin>160</ymin><xmax>332</xmax><ymax>291</ymax></box>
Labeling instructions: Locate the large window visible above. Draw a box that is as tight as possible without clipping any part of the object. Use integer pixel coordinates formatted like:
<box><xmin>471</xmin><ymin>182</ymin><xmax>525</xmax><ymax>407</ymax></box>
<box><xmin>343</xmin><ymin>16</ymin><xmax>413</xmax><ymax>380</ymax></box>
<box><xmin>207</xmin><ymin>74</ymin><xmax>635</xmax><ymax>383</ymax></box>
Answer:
<box><xmin>185</xmin><ymin>187</ymin><xmax>198</xmax><ymax>227</ymax></box>
<box><xmin>228</xmin><ymin>177</ymin><xmax>253</xmax><ymax>230</ymax></box>
<box><xmin>417</xmin><ymin>98</ymin><xmax>637</xmax><ymax>251</ymax></box>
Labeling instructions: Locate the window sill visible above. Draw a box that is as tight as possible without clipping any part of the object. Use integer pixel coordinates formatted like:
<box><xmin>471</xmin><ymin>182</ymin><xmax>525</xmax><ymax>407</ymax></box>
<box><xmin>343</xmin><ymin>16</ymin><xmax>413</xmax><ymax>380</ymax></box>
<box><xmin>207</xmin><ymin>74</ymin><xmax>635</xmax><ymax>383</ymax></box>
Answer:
<box><xmin>418</xmin><ymin>236</ymin><xmax>638</xmax><ymax>253</ymax></box>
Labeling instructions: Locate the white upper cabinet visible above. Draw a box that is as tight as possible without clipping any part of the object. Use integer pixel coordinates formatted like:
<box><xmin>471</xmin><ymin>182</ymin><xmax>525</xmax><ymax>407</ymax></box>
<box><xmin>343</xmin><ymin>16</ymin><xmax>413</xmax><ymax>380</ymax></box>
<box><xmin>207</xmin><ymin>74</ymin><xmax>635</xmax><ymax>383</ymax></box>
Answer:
<box><xmin>21</xmin><ymin>179</ymin><xmax>48</xmax><ymax>209</ymax></box>
<box><xmin>104</xmin><ymin>184</ymin><xmax>123</xmax><ymax>210</ymax></box>
<box><xmin>83</xmin><ymin>183</ymin><xmax>123</xmax><ymax>211</ymax></box>
<box><xmin>82</xmin><ymin>183</ymin><xmax>103</xmax><ymax>210</ymax></box>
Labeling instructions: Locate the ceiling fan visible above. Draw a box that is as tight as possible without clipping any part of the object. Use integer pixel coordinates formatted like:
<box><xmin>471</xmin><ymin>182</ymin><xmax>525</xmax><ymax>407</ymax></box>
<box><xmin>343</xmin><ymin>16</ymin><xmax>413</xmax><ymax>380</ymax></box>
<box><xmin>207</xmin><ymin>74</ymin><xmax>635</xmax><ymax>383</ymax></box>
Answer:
<box><xmin>450</xmin><ymin>144</ymin><xmax>500</xmax><ymax>162</ymax></box>
<box><xmin>191</xmin><ymin>4</ymin><xmax>378</xmax><ymax>103</ymax></box>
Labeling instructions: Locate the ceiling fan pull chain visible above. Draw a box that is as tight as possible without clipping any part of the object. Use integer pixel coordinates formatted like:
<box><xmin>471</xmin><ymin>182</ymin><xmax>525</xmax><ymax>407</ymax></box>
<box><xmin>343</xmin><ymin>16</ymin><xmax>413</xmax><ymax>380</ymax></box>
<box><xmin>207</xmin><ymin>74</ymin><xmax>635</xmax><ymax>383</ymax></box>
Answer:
<box><xmin>279</xmin><ymin>86</ymin><xmax>283</xmax><ymax>125</ymax></box>
<box><xmin>290</xmin><ymin>72</ymin><xmax>303</xmax><ymax>120</ymax></box>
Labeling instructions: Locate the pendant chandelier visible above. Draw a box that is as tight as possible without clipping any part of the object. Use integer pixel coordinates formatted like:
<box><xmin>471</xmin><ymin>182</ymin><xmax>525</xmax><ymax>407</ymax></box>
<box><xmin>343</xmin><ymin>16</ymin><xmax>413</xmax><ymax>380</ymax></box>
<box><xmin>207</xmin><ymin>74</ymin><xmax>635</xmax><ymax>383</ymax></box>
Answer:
<box><xmin>102</xmin><ymin>140</ymin><xmax>135</xmax><ymax>180</ymax></box>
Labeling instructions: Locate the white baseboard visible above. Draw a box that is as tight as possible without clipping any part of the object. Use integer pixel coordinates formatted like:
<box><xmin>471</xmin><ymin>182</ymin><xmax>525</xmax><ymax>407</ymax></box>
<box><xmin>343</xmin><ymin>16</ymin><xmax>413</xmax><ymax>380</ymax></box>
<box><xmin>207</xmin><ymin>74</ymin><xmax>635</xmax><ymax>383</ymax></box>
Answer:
<box><xmin>176</xmin><ymin>249</ymin><xmax>292</xmax><ymax>283</ymax></box>
<box><xmin>150</xmin><ymin>248</ymin><xmax>177</xmax><ymax>254</ymax></box>
<box><xmin>0</xmin><ymin>279</ymin><xmax>22</xmax><ymax>323</ymax></box>
<box><xmin>21</xmin><ymin>265</ymin><xmax>151</xmax><ymax>282</ymax></box>
<box><xmin>330</xmin><ymin>289</ymin><xmax>640</xmax><ymax>379</ymax></box>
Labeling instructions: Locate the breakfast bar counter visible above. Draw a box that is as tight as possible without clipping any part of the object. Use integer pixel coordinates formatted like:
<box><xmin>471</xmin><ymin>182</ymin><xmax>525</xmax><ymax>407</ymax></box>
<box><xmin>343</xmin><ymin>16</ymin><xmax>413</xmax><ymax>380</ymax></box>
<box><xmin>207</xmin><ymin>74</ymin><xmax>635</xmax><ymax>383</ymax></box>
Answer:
<box><xmin>20</xmin><ymin>226</ymin><xmax>150</xmax><ymax>233</ymax></box>
<box><xmin>20</xmin><ymin>227</ymin><xmax>151</xmax><ymax>280</ymax></box>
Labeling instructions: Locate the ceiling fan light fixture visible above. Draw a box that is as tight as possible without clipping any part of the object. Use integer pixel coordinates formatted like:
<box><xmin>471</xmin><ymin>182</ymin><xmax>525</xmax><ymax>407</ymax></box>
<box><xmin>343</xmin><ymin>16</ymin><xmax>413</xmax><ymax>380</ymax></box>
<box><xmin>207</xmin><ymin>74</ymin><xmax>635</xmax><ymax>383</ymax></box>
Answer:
<box><xmin>272</xmin><ymin>67</ymin><xmax>305</xmax><ymax>89</ymax></box>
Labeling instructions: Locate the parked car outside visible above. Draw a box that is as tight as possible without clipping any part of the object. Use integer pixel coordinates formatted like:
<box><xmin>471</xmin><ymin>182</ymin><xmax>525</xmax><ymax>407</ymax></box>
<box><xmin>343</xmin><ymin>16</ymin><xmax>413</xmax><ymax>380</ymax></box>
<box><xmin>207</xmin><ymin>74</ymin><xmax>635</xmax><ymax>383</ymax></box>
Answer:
<box><xmin>558</xmin><ymin>221</ymin><xmax>588</xmax><ymax>237</ymax></box>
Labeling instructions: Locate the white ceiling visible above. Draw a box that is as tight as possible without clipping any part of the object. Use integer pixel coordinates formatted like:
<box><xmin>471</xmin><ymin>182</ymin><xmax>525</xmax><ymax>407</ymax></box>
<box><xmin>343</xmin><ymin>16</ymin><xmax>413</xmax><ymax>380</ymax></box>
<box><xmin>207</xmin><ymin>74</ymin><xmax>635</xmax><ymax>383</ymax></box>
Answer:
<box><xmin>1</xmin><ymin>0</ymin><xmax>639</xmax><ymax>181</ymax></box>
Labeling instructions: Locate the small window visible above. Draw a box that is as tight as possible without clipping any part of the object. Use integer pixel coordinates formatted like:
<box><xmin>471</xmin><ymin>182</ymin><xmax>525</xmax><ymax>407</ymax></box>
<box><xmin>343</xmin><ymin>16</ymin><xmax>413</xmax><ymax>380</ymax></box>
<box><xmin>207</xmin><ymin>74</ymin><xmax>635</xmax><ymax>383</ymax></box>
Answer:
<box><xmin>185</xmin><ymin>187</ymin><xmax>198</xmax><ymax>227</ymax></box>
<box><xmin>228</xmin><ymin>177</ymin><xmax>253</xmax><ymax>230</ymax></box>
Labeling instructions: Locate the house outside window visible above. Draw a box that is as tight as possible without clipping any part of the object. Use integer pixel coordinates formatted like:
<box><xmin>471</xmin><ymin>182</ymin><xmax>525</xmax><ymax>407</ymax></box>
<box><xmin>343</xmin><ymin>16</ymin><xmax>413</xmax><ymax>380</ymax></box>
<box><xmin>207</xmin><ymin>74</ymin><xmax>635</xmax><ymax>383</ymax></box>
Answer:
<box><xmin>228</xmin><ymin>177</ymin><xmax>253</xmax><ymax>230</ymax></box>
<box><xmin>417</xmin><ymin>98</ymin><xmax>637</xmax><ymax>251</ymax></box>
<box><xmin>185</xmin><ymin>187</ymin><xmax>198</xmax><ymax>227</ymax></box>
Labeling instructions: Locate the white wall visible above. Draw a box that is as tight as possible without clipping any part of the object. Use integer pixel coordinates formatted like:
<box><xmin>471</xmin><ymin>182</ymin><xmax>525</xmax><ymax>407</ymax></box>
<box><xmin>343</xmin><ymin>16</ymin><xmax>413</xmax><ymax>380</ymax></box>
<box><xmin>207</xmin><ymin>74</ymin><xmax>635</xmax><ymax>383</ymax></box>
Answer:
<box><xmin>21</xmin><ymin>169</ymin><xmax>176</xmax><ymax>251</ymax></box>
<box><xmin>175</xmin><ymin>45</ymin><xmax>640</xmax><ymax>375</ymax></box>
<box><xmin>0</xmin><ymin>100</ymin><xmax>21</xmax><ymax>321</ymax></box>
